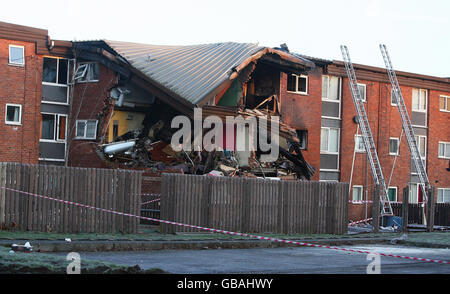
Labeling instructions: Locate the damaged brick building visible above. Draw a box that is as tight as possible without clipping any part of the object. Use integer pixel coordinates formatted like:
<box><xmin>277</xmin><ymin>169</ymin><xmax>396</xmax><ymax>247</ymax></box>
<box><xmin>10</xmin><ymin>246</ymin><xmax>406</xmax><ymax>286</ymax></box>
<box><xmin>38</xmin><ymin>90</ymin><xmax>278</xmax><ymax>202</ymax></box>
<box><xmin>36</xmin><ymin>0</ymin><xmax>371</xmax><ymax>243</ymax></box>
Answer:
<box><xmin>1</xmin><ymin>21</ymin><xmax>449</xmax><ymax>223</ymax></box>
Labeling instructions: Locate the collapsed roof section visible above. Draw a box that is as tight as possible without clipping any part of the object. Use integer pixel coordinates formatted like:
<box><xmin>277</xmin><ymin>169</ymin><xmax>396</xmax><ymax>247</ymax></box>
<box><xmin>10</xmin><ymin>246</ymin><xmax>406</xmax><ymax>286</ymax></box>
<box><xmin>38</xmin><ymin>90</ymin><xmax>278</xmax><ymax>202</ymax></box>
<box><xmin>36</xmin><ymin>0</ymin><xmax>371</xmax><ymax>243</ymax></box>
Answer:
<box><xmin>73</xmin><ymin>40</ymin><xmax>315</xmax><ymax>115</ymax></box>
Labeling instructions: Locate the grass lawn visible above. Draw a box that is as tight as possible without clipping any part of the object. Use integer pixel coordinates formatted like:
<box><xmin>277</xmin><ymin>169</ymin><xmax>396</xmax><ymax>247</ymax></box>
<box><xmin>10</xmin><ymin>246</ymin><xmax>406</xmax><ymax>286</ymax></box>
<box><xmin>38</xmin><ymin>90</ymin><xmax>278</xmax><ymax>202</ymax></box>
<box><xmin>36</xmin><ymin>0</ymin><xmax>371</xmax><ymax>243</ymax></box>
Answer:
<box><xmin>0</xmin><ymin>246</ymin><xmax>164</xmax><ymax>274</ymax></box>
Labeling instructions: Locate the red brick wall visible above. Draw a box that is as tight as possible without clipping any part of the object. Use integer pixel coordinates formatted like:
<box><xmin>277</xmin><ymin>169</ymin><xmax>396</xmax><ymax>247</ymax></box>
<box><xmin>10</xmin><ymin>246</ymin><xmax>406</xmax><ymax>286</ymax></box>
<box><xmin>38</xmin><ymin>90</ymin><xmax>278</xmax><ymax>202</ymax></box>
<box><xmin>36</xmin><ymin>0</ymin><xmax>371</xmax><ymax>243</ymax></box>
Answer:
<box><xmin>0</xmin><ymin>38</ymin><xmax>41</xmax><ymax>164</ymax></box>
<box><xmin>279</xmin><ymin>67</ymin><xmax>322</xmax><ymax>181</ymax></box>
<box><xmin>67</xmin><ymin>63</ymin><xmax>117</xmax><ymax>168</ymax></box>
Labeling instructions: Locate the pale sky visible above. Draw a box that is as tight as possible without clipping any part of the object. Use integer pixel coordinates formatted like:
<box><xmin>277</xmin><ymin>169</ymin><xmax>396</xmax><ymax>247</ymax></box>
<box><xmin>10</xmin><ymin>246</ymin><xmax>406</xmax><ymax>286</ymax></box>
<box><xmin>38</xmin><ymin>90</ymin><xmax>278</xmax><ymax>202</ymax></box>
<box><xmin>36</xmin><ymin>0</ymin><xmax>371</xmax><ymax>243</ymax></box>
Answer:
<box><xmin>1</xmin><ymin>0</ymin><xmax>449</xmax><ymax>77</ymax></box>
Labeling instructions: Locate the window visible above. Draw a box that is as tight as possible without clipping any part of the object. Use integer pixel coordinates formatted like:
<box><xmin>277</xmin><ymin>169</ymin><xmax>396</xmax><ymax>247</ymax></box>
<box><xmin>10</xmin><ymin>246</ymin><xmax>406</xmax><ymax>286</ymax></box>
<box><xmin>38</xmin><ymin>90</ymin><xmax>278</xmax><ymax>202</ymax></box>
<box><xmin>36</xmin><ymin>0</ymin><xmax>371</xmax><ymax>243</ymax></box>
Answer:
<box><xmin>9</xmin><ymin>45</ymin><xmax>24</xmax><ymax>66</ymax></box>
<box><xmin>42</xmin><ymin>57</ymin><xmax>69</xmax><ymax>85</ymax></box>
<box><xmin>438</xmin><ymin>142</ymin><xmax>450</xmax><ymax>159</ymax></box>
<box><xmin>322</xmin><ymin>75</ymin><xmax>340</xmax><ymax>101</ymax></box>
<box><xmin>412</xmin><ymin>88</ymin><xmax>427</xmax><ymax>112</ymax></box>
<box><xmin>437</xmin><ymin>188</ymin><xmax>450</xmax><ymax>203</ymax></box>
<box><xmin>414</xmin><ymin>135</ymin><xmax>426</xmax><ymax>158</ymax></box>
<box><xmin>389</xmin><ymin>138</ymin><xmax>399</xmax><ymax>155</ymax></box>
<box><xmin>76</xmin><ymin>63</ymin><xmax>99</xmax><ymax>83</ymax></box>
<box><xmin>76</xmin><ymin>120</ymin><xmax>98</xmax><ymax>139</ymax></box>
<box><xmin>320</xmin><ymin>128</ymin><xmax>339</xmax><ymax>153</ymax></box>
<box><xmin>352</xmin><ymin>186</ymin><xmax>363</xmax><ymax>202</ymax></box>
<box><xmin>354</xmin><ymin>135</ymin><xmax>365</xmax><ymax>152</ymax></box>
<box><xmin>439</xmin><ymin>95</ymin><xmax>450</xmax><ymax>112</ymax></box>
<box><xmin>287</xmin><ymin>74</ymin><xmax>308</xmax><ymax>95</ymax></box>
<box><xmin>296</xmin><ymin>130</ymin><xmax>308</xmax><ymax>150</ymax></box>
<box><xmin>391</xmin><ymin>88</ymin><xmax>398</xmax><ymax>106</ymax></box>
<box><xmin>41</xmin><ymin>113</ymin><xmax>67</xmax><ymax>141</ymax></box>
<box><xmin>357</xmin><ymin>83</ymin><xmax>366</xmax><ymax>102</ymax></box>
<box><xmin>5</xmin><ymin>104</ymin><xmax>22</xmax><ymax>125</ymax></box>
<box><xmin>388</xmin><ymin>187</ymin><xmax>397</xmax><ymax>202</ymax></box>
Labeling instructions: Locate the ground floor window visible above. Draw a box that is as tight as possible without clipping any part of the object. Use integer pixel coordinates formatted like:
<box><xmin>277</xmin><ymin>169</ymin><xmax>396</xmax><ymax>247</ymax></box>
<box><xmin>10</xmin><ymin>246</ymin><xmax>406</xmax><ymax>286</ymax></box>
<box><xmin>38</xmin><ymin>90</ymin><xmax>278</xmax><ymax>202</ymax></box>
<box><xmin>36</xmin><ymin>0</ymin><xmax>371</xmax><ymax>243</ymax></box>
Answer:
<box><xmin>388</xmin><ymin>187</ymin><xmax>397</xmax><ymax>202</ymax></box>
<box><xmin>437</xmin><ymin>188</ymin><xmax>450</xmax><ymax>203</ymax></box>
<box><xmin>5</xmin><ymin>104</ymin><xmax>22</xmax><ymax>125</ymax></box>
<box><xmin>76</xmin><ymin>120</ymin><xmax>98</xmax><ymax>139</ymax></box>
<box><xmin>352</xmin><ymin>185</ymin><xmax>363</xmax><ymax>201</ymax></box>
<box><xmin>41</xmin><ymin>113</ymin><xmax>66</xmax><ymax>141</ymax></box>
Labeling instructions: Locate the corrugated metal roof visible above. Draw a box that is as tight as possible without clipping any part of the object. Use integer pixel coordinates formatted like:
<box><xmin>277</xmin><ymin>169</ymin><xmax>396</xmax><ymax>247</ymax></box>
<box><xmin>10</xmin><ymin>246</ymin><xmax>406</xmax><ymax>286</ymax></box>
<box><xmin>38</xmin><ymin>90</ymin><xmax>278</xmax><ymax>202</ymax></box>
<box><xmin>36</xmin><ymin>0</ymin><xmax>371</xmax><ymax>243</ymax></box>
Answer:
<box><xmin>103</xmin><ymin>40</ymin><xmax>265</xmax><ymax>105</ymax></box>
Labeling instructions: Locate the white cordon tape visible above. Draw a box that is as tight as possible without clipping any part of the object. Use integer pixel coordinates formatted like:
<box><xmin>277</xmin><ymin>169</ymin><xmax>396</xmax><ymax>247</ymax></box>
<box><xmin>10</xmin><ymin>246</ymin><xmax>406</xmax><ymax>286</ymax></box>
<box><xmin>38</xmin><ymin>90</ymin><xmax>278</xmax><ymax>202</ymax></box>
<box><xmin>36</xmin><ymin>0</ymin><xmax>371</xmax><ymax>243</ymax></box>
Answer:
<box><xmin>348</xmin><ymin>218</ymin><xmax>373</xmax><ymax>226</ymax></box>
<box><xmin>140</xmin><ymin>193</ymin><xmax>161</xmax><ymax>197</ymax></box>
<box><xmin>141</xmin><ymin>198</ymin><xmax>161</xmax><ymax>205</ymax></box>
<box><xmin>2</xmin><ymin>186</ymin><xmax>449</xmax><ymax>265</ymax></box>
<box><xmin>349</xmin><ymin>200</ymin><xmax>373</xmax><ymax>204</ymax></box>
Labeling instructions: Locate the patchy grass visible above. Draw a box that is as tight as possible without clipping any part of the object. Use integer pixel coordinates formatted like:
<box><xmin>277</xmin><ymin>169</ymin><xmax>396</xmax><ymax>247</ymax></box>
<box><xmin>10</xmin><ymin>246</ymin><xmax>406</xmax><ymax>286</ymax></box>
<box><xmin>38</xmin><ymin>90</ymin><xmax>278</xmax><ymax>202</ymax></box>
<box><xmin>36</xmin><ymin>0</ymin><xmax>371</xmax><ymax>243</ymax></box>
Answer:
<box><xmin>401</xmin><ymin>232</ymin><xmax>450</xmax><ymax>247</ymax></box>
<box><xmin>0</xmin><ymin>228</ymin><xmax>399</xmax><ymax>242</ymax></box>
<box><xmin>0</xmin><ymin>246</ymin><xmax>165</xmax><ymax>274</ymax></box>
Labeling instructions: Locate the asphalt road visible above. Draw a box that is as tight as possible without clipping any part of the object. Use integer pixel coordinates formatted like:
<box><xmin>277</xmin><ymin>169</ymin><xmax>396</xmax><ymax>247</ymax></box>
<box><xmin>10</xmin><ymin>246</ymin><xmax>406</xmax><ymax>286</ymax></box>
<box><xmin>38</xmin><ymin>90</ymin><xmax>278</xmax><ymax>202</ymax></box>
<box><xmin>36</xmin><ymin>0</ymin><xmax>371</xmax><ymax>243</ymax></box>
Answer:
<box><xmin>62</xmin><ymin>245</ymin><xmax>450</xmax><ymax>274</ymax></box>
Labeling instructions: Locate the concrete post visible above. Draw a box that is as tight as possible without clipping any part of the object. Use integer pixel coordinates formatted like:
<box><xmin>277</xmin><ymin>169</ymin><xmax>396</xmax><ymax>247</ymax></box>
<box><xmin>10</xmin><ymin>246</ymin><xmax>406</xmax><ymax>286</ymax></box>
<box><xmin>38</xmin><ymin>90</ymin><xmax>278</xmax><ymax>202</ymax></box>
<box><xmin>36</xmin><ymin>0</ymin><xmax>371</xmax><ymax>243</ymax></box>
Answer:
<box><xmin>402</xmin><ymin>186</ymin><xmax>409</xmax><ymax>233</ymax></box>
<box><xmin>372</xmin><ymin>184</ymin><xmax>380</xmax><ymax>233</ymax></box>
<box><xmin>427</xmin><ymin>186</ymin><xmax>435</xmax><ymax>232</ymax></box>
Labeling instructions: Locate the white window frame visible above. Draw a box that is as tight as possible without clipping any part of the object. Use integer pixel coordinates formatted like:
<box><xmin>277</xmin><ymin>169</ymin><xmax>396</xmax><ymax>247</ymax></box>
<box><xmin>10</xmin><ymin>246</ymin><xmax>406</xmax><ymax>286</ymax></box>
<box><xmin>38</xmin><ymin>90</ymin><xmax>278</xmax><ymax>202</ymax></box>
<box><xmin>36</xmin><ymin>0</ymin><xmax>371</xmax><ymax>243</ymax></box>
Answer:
<box><xmin>42</xmin><ymin>57</ymin><xmax>70</xmax><ymax>105</ymax></box>
<box><xmin>391</xmin><ymin>88</ymin><xmax>398</xmax><ymax>106</ymax></box>
<box><xmin>321</xmin><ymin>75</ymin><xmax>342</xmax><ymax>120</ymax></box>
<box><xmin>439</xmin><ymin>95</ymin><xmax>450</xmax><ymax>113</ymax></box>
<box><xmin>409</xmin><ymin>183</ymin><xmax>421</xmax><ymax>204</ymax></box>
<box><xmin>5</xmin><ymin>103</ymin><xmax>22</xmax><ymax>125</ymax></box>
<box><xmin>412</xmin><ymin>88</ymin><xmax>427</xmax><ymax>113</ymax></box>
<box><xmin>352</xmin><ymin>185</ymin><xmax>364</xmax><ymax>202</ymax></box>
<box><xmin>75</xmin><ymin>119</ymin><xmax>98</xmax><ymax>140</ymax></box>
<box><xmin>388</xmin><ymin>186</ymin><xmax>398</xmax><ymax>202</ymax></box>
<box><xmin>9</xmin><ymin>45</ymin><xmax>25</xmax><ymax>66</ymax></box>
<box><xmin>437</xmin><ymin>188</ymin><xmax>450</xmax><ymax>203</ymax></box>
<box><xmin>39</xmin><ymin>113</ymin><xmax>68</xmax><ymax>143</ymax></box>
<box><xmin>411</xmin><ymin>135</ymin><xmax>426</xmax><ymax>175</ymax></box>
<box><xmin>354</xmin><ymin>134</ymin><xmax>365</xmax><ymax>153</ymax></box>
<box><xmin>287</xmin><ymin>74</ymin><xmax>308</xmax><ymax>95</ymax></box>
<box><xmin>357</xmin><ymin>83</ymin><xmax>366</xmax><ymax>102</ymax></box>
<box><xmin>76</xmin><ymin>62</ymin><xmax>99</xmax><ymax>83</ymax></box>
<box><xmin>389</xmin><ymin>137</ymin><xmax>399</xmax><ymax>156</ymax></box>
<box><xmin>438</xmin><ymin>141</ymin><xmax>450</xmax><ymax>159</ymax></box>
<box><xmin>320</xmin><ymin>127</ymin><xmax>340</xmax><ymax>154</ymax></box>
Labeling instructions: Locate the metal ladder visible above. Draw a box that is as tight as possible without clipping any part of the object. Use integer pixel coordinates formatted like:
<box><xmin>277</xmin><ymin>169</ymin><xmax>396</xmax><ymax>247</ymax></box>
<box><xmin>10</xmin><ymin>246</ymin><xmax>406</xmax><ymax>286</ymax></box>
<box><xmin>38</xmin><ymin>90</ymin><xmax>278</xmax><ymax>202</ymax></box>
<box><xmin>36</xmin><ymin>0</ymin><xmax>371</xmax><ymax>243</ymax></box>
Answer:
<box><xmin>379</xmin><ymin>44</ymin><xmax>431</xmax><ymax>201</ymax></box>
<box><xmin>340</xmin><ymin>45</ymin><xmax>393</xmax><ymax>216</ymax></box>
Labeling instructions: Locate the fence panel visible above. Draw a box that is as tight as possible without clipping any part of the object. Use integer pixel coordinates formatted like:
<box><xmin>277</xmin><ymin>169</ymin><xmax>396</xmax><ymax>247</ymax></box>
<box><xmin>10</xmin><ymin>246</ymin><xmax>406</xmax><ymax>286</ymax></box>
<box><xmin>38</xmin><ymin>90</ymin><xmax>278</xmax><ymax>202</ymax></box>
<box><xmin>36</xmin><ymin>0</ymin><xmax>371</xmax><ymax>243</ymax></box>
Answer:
<box><xmin>0</xmin><ymin>162</ymin><xmax>141</xmax><ymax>233</ymax></box>
<box><xmin>161</xmin><ymin>174</ymin><xmax>349</xmax><ymax>235</ymax></box>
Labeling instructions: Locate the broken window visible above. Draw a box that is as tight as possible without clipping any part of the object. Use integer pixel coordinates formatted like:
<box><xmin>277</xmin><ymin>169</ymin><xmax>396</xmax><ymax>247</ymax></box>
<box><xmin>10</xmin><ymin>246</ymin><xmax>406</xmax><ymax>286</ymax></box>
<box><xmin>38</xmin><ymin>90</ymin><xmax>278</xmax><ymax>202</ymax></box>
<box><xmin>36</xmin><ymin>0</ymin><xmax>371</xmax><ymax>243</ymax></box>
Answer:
<box><xmin>354</xmin><ymin>135</ymin><xmax>365</xmax><ymax>152</ymax></box>
<box><xmin>76</xmin><ymin>120</ymin><xmax>98</xmax><ymax>139</ymax></box>
<box><xmin>76</xmin><ymin>62</ymin><xmax>99</xmax><ymax>83</ymax></box>
<box><xmin>287</xmin><ymin>74</ymin><xmax>308</xmax><ymax>95</ymax></box>
<box><xmin>296</xmin><ymin>130</ymin><xmax>308</xmax><ymax>150</ymax></box>
<box><xmin>9</xmin><ymin>45</ymin><xmax>24</xmax><ymax>65</ymax></box>
<box><xmin>5</xmin><ymin>104</ymin><xmax>22</xmax><ymax>125</ymax></box>
<box><xmin>41</xmin><ymin>113</ymin><xmax>67</xmax><ymax>141</ymax></box>
<box><xmin>42</xmin><ymin>57</ymin><xmax>70</xmax><ymax>84</ymax></box>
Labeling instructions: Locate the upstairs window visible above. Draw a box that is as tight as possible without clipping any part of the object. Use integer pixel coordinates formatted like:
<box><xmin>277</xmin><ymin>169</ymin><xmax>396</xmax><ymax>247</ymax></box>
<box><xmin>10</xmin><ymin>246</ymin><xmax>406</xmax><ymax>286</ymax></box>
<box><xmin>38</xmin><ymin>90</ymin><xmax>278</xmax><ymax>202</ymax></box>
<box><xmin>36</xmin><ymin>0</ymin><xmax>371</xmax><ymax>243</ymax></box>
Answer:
<box><xmin>41</xmin><ymin>113</ymin><xmax>66</xmax><ymax>141</ymax></box>
<box><xmin>75</xmin><ymin>62</ymin><xmax>99</xmax><ymax>83</ymax></box>
<box><xmin>354</xmin><ymin>134</ymin><xmax>365</xmax><ymax>152</ymax></box>
<box><xmin>439</xmin><ymin>95</ymin><xmax>450</xmax><ymax>112</ymax></box>
<box><xmin>414</xmin><ymin>135</ymin><xmax>426</xmax><ymax>158</ymax></box>
<box><xmin>76</xmin><ymin>120</ymin><xmax>98</xmax><ymax>139</ymax></box>
<box><xmin>412</xmin><ymin>88</ymin><xmax>427</xmax><ymax>112</ymax></box>
<box><xmin>389</xmin><ymin>138</ymin><xmax>399</xmax><ymax>155</ymax></box>
<box><xmin>357</xmin><ymin>83</ymin><xmax>366</xmax><ymax>102</ymax></box>
<box><xmin>287</xmin><ymin>74</ymin><xmax>308</xmax><ymax>95</ymax></box>
<box><xmin>296</xmin><ymin>130</ymin><xmax>308</xmax><ymax>150</ymax></box>
<box><xmin>9</xmin><ymin>45</ymin><xmax>24</xmax><ymax>66</ymax></box>
<box><xmin>438</xmin><ymin>142</ymin><xmax>450</xmax><ymax>159</ymax></box>
<box><xmin>5</xmin><ymin>104</ymin><xmax>22</xmax><ymax>125</ymax></box>
<box><xmin>322</xmin><ymin>75</ymin><xmax>340</xmax><ymax>101</ymax></box>
<box><xmin>391</xmin><ymin>88</ymin><xmax>398</xmax><ymax>106</ymax></box>
<box><xmin>320</xmin><ymin>127</ymin><xmax>339</xmax><ymax>153</ymax></box>
<box><xmin>42</xmin><ymin>57</ymin><xmax>69</xmax><ymax>85</ymax></box>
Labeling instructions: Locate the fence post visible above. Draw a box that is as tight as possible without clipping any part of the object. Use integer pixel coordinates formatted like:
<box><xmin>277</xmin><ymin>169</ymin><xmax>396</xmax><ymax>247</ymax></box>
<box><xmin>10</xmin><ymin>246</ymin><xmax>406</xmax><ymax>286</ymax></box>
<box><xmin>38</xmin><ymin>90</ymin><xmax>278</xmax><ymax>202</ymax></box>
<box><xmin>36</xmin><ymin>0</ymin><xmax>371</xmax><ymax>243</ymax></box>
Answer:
<box><xmin>372</xmin><ymin>184</ymin><xmax>380</xmax><ymax>233</ymax></box>
<box><xmin>0</xmin><ymin>163</ymin><xmax>5</xmax><ymax>225</ymax></box>
<box><xmin>427</xmin><ymin>186</ymin><xmax>435</xmax><ymax>232</ymax></box>
<box><xmin>402</xmin><ymin>186</ymin><xmax>409</xmax><ymax>233</ymax></box>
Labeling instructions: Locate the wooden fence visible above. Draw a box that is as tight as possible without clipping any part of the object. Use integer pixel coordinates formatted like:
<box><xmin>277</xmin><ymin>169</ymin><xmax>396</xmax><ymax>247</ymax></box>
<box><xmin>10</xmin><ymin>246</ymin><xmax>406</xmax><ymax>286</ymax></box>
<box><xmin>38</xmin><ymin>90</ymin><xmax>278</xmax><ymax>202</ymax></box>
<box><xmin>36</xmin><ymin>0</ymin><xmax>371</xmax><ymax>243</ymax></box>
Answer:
<box><xmin>0</xmin><ymin>162</ymin><xmax>142</xmax><ymax>233</ymax></box>
<box><xmin>161</xmin><ymin>174</ymin><xmax>349</xmax><ymax>235</ymax></box>
<box><xmin>391</xmin><ymin>203</ymin><xmax>450</xmax><ymax>226</ymax></box>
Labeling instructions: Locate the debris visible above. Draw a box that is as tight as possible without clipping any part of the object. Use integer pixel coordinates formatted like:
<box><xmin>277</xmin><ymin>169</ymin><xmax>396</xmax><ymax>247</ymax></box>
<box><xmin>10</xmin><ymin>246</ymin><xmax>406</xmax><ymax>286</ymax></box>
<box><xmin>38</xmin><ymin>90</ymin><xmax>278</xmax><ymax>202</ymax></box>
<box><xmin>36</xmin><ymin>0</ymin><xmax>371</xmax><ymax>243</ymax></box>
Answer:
<box><xmin>65</xmin><ymin>238</ymin><xmax>72</xmax><ymax>243</ymax></box>
<box><xmin>207</xmin><ymin>170</ymin><xmax>224</xmax><ymax>177</ymax></box>
<box><xmin>11</xmin><ymin>242</ymin><xmax>33</xmax><ymax>253</ymax></box>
